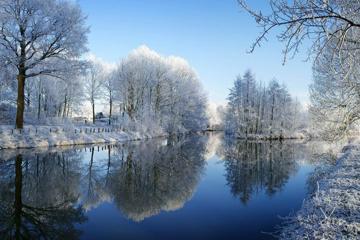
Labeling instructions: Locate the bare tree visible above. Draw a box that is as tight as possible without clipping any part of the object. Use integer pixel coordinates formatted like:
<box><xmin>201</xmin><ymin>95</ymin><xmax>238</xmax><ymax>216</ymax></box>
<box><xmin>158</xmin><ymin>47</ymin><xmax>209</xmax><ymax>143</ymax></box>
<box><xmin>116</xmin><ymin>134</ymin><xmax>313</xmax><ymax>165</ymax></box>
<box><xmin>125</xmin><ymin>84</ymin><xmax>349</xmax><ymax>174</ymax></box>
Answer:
<box><xmin>239</xmin><ymin>0</ymin><xmax>360</xmax><ymax>140</ymax></box>
<box><xmin>0</xmin><ymin>0</ymin><xmax>88</xmax><ymax>128</ymax></box>
<box><xmin>103</xmin><ymin>72</ymin><xmax>116</xmax><ymax>125</ymax></box>
<box><xmin>83</xmin><ymin>62</ymin><xmax>104</xmax><ymax>124</ymax></box>
<box><xmin>238</xmin><ymin>0</ymin><xmax>360</xmax><ymax>63</ymax></box>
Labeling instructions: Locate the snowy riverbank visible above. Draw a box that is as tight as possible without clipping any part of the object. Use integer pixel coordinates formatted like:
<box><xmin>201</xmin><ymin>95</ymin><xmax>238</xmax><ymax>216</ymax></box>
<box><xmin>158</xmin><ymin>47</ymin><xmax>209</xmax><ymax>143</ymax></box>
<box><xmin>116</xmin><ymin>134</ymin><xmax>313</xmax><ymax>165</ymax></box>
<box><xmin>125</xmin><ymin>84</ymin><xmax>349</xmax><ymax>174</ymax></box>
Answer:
<box><xmin>233</xmin><ymin>131</ymin><xmax>308</xmax><ymax>141</ymax></box>
<box><xmin>0</xmin><ymin>125</ymin><xmax>167</xmax><ymax>149</ymax></box>
<box><xmin>280</xmin><ymin>142</ymin><xmax>360</xmax><ymax>239</ymax></box>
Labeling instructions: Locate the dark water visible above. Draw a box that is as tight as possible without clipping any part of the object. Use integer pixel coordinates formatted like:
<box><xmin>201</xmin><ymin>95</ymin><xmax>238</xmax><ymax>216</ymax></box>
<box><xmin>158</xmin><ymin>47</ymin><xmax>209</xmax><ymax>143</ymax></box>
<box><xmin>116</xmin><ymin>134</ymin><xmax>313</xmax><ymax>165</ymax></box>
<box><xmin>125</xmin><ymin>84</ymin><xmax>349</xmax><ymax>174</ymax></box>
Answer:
<box><xmin>0</xmin><ymin>133</ymin><xmax>322</xmax><ymax>240</ymax></box>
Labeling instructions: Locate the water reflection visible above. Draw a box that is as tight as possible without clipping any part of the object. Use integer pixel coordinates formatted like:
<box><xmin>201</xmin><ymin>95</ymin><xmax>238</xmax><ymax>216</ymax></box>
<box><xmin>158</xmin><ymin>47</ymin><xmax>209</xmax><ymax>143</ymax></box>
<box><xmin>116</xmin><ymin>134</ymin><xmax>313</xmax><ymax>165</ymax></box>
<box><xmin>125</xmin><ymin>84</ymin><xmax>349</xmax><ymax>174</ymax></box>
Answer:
<box><xmin>218</xmin><ymin>139</ymin><xmax>308</xmax><ymax>204</ymax></box>
<box><xmin>0</xmin><ymin>134</ymin><xmax>330</xmax><ymax>239</ymax></box>
<box><xmin>0</xmin><ymin>135</ymin><xmax>207</xmax><ymax>238</ymax></box>
<box><xmin>0</xmin><ymin>153</ymin><xmax>86</xmax><ymax>239</ymax></box>
<box><xmin>109</xmin><ymin>136</ymin><xmax>206</xmax><ymax>221</ymax></box>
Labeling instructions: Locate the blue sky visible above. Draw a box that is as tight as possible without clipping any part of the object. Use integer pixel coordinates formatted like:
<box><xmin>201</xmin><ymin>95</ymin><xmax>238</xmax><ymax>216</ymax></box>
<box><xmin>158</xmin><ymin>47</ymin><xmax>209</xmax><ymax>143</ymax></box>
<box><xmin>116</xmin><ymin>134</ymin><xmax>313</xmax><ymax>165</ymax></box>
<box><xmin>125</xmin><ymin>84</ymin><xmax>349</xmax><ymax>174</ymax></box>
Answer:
<box><xmin>78</xmin><ymin>0</ymin><xmax>312</xmax><ymax>105</ymax></box>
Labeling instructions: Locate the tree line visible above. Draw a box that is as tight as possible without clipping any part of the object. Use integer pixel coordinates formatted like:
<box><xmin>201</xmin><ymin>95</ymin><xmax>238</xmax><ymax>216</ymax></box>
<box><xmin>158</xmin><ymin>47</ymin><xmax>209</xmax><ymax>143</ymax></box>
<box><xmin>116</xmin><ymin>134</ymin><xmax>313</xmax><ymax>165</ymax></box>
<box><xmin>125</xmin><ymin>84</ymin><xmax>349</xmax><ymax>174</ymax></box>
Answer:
<box><xmin>0</xmin><ymin>0</ymin><xmax>208</xmax><ymax>134</ymax></box>
<box><xmin>239</xmin><ymin>0</ymin><xmax>360</xmax><ymax>140</ymax></box>
<box><xmin>0</xmin><ymin>136</ymin><xmax>207</xmax><ymax>238</ymax></box>
<box><xmin>223</xmin><ymin>70</ymin><xmax>303</xmax><ymax>138</ymax></box>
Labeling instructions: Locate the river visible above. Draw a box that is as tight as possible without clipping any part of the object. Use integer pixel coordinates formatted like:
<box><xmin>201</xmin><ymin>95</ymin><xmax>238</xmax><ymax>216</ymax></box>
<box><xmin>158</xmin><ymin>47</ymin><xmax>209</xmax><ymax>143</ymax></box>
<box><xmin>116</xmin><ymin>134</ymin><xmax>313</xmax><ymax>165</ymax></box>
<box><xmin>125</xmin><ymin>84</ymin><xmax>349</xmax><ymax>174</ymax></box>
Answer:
<box><xmin>0</xmin><ymin>133</ymin><xmax>326</xmax><ymax>239</ymax></box>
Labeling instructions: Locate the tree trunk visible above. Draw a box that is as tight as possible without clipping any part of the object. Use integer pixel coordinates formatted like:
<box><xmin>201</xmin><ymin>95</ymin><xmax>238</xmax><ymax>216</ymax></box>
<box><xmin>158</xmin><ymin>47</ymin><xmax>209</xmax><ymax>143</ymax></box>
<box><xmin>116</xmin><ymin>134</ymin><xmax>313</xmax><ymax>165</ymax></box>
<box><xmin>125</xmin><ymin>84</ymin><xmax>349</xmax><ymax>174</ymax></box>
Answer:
<box><xmin>66</xmin><ymin>99</ymin><xmax>71</xmax><ymax>117</ymax></box>
<box><xmin>88</xmin><ymin>147</ymin><xmax>94</xmax><ymax>194</ymax></box>
<box><xmin>15</xmin><ymin>72</ymin><xmax>26</xmax><ymax>129</ymax></box>
<box><xmin>14</xmin><ymin>154</ymin><xmax>23</xmax><ymax>239</ymax></box>
<box><xmin>43</xmin><ymin>94</ymin><xmax>48</xmax><ymax>116</ymax></box>
<box><xmin>66</xmin><ymin>104</ymin><xmax>72</xmax><ymax>117</ymax></box>
<box><xmin>57</xmin><ymin>103</ymin><xmax>62</xmax><ymax>117</ymax></box>
<box><xmin>92</xmin><ymin>99</ymin><xmax>95</xmax><ymax>124</ymax></box>
<box><xmin>270</xmin><ymin>94</ymin><xmax>275</xmax><ymax>136</ymax></box>
<box><xmin>37</xmin><ymin>92</ymin><xmax>41</xmax><ymax>120</ymax></box>
<box><xmin>109</xmin><ymin>91</ymin><xmax>112</xmax><ymax>125</ymax></box>
<box><xmin>63</xmin><ymin>94</ymin><xmax>67</xmax><ymax>118</ymax></box>
<box><xmin>26</xmin><ymin>88</ymin><xmax>31</xmax><ymax>108</ymax></box>
<box><xmin>16</xmin><ymin>26</ymin><xmax>27</xmax><ymax>129</ymax></box>
<box><xmin>155</xmin><ymin>83</ymin><xmax>161</xmax><ymax>118</ymax></box>
<box><xmin>108</xmin><ymin>147</ymin><xmax>111</xmax><ymax>170</ymax></box>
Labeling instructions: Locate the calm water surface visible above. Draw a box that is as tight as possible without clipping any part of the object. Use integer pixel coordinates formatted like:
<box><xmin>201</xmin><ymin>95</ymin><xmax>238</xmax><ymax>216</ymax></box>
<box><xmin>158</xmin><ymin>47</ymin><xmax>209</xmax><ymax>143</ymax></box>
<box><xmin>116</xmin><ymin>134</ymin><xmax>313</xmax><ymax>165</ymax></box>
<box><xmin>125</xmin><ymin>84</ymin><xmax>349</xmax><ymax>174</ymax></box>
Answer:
<box><xmin>0</xmin><ymin>133</ymin><xmax>323</xmax><ymax>239</ymax></box>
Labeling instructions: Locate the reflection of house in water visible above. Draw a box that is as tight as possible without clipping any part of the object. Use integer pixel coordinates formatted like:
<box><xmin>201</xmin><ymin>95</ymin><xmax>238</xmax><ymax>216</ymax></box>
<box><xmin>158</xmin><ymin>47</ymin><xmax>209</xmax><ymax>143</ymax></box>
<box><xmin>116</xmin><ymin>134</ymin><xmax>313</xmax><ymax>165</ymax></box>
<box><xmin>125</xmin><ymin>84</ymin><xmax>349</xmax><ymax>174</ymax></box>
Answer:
<box><xmin>218</xmin><ymin>140</ymin><xmax>309</xmax><ymax>204</ymax></box>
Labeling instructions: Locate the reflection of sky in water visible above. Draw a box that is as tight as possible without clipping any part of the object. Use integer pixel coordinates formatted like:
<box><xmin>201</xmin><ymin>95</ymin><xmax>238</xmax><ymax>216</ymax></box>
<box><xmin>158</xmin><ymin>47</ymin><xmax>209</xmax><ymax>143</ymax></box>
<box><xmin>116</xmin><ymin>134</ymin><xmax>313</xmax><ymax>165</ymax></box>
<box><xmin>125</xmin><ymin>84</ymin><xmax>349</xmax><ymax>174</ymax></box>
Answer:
<box><xmin>0</xmin><ymin>134</ymin><xmax>323</xmax><ymax>240</ymax></box>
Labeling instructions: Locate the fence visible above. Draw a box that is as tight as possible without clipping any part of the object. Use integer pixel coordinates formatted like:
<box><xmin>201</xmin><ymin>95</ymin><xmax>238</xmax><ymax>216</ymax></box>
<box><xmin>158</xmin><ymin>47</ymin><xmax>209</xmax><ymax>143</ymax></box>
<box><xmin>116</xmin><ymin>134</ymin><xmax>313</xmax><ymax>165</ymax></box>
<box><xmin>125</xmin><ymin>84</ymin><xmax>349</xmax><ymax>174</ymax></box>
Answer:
<box><xmin>1</xmin><ymin>126</ymin><xmax>124</xmax><ymax>135</ymax></box>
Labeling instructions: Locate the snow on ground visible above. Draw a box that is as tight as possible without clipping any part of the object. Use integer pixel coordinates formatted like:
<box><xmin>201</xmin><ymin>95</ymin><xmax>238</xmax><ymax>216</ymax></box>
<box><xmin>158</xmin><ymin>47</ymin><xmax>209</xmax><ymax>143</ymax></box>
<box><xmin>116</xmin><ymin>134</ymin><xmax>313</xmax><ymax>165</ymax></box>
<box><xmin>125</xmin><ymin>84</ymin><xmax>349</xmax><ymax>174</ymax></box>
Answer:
<box><xmin>280</xmin><ymin>143</ymin><xmax>360</xmax><ymax>239</ymax></box>
<box><xmin>0</xmin><ymin>124</ymin><xmax>167</xmax><ymax>149</ymax></box>
<box><xmin>243</xmin><ymin>131</ymin><xmax>307</xmax><ymax>140</ymax></box>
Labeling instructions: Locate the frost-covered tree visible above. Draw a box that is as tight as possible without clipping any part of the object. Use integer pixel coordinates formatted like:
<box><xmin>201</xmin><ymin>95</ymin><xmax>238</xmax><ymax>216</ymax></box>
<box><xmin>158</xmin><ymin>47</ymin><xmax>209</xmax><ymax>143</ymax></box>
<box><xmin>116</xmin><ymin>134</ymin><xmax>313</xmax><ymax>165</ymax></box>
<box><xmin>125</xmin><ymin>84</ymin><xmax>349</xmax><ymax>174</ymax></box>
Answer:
<box><xmin>27</xmin><ymin>73</ymin><xmax>84</xmax><ymax>121</ymax></box>
<box><xmin>239</xmin><ymin>0</ymin><xmax>360</xmax><ymax>140</ymax></box>
<box><xmin>103</xmin><ymin>72</ymin><xmax>116</xmax><ymax>125</ymax></box>
<box><xmin>238</xmin><ymin>0</ymin><xmax>360</xmax><ymax>63</ymax></box>
<box><xmin>114</xmin><ymin>46</ymin><xmax>164</xmax><ymax>123</ymax></box>
<box><xmin>112</xmin><ymin>46</ymin><xmax>208</xmax><ymax>134</ymax></box>
<box><xmin>165</xmin><ymin>56</ymin><xmax>208</xmax><ymax>132</ymax></box>
<box><xmin>310</xmin><ymin>38</ymin><xmax>360</xmax><ymax>140</ymax></box>
<box><xmin>0</xmin><ymin>0</ymin><xmax>88</xmax><ymax>128</ymax></box>
<box><xmin>83</xmin><ymin>62</ymin><xmax>104</xmax><ymax>124</ymax></box>
<box><xmin>0</xmin><ymin>66</ymin><xmax>16</xmax><ymax>103</ymax></box>
<box><xmin>225</xmin><ymin>70</ymin><xmax>300</xmax><ymax>138</ymax></box>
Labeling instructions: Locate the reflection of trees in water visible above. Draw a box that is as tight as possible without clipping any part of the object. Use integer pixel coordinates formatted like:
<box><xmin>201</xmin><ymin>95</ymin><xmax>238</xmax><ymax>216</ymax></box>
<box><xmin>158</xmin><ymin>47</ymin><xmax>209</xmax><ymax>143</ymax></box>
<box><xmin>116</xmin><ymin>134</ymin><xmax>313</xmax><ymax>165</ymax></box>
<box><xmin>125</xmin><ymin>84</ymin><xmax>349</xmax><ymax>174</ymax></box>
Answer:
<box><xmin>79</xmin><ymin>146</ymin><xmax>114</xmax><ymax>211</ymax></box>
<box><xmin>0</xmin><ymin>150</ymin><xmax>86</xmax><ymax>240</ymax></box>
<box><xmin>218</xmin><ymin>139</ymin><xmax>307</xmax><ymax>204</ymax></box>
<box><xmin>0</xmin><ymin>134</ymin><xmax>208</xmax><ymax>237</ymax></box>
<box><xmin>109</xmin><ymin>136</ymin><xmax>207</xmax><ymax>221</ymax></box>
